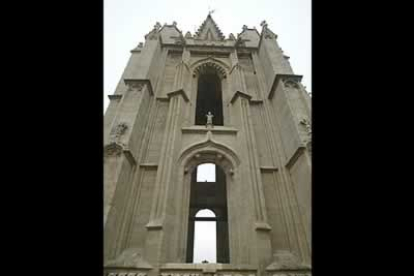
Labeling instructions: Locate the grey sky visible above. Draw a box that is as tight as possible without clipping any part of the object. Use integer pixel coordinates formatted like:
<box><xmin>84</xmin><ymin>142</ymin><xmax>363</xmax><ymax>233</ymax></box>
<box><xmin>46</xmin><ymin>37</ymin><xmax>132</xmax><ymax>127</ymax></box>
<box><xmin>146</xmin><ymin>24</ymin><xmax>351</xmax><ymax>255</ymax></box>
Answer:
<box><xmin>104</xmin><ymin>0</ymin><xmax>311</xmax><ymax>112</ymax></box>
<box><xmin>104</xmin><ymin>0</ymin><xmax>311</xmax><ymax>262</ymax></box>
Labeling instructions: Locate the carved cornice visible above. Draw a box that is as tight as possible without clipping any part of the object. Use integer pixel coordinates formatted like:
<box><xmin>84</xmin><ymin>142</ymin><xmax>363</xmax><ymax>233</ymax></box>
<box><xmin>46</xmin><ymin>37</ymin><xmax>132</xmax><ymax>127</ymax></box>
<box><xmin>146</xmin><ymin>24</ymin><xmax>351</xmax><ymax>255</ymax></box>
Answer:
<box><xmin>230</xmin><ymin>90</ymin><xmax>252</xmax><ymax>104</ymax></box>
<box><xmin>166</xmin><ymin>89</ymin><xmax>189</xmax><ymax>102</ymax></box>
<box><xmin>124</xmin><ymin>79</ymin><xmax>154</xmax><ymax>96</ymax></box>
<box><xmin>268</xmin><ymin>74</ymin><xmax>303</xmax><ymax>100</ymax></box>
<box><xmin>192</xmin><ymin>57</ymin><xmax>228</xmax><ymax>79</ymax></box>
<box><xmin>104</xmin><ymin>142</ymin><xmax>137</xmax><ymax>166</ymax></box>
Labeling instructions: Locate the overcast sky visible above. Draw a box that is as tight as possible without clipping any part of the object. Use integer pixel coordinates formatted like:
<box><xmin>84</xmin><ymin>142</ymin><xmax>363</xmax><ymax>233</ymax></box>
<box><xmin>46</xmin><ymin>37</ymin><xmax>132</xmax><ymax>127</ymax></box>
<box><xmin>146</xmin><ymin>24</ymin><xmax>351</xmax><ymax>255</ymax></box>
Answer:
<box><xmin>104</xmin><ymin>0</ymin><xmax>311</xmax><ymax>112</ymax></box>
<box><xmin>104</xmin><ymin>0</ymin><xmax>311</xmax><ymax>262</ymax></box>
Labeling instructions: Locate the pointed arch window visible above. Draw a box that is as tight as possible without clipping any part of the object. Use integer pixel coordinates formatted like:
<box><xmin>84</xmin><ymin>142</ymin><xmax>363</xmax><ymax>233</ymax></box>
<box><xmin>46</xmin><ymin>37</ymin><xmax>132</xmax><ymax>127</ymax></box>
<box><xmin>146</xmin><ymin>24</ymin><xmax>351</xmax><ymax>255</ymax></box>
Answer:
<box><xmin>195</xmin><ymin>67</ymin><xmax>224</xmax><ymax>126</ymax></box>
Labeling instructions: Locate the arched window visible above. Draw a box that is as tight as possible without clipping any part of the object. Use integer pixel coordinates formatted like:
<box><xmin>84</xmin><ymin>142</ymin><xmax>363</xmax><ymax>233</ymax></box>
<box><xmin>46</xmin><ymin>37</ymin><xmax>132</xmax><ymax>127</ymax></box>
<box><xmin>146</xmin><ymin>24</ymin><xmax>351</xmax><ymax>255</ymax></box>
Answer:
<box><xmin>186</xmin><ymin>163</ymin><xmax>230</xmax><ymax>263</ymax></box>
<box><xmin>193</xmin><ymin>209</ymin><xmax>216</xmax><ymax>263</ymax></box>
<box><xmin>195</xmin><ymin>70</ymin><xmax>224</xmax><ymax>126</ymax></box>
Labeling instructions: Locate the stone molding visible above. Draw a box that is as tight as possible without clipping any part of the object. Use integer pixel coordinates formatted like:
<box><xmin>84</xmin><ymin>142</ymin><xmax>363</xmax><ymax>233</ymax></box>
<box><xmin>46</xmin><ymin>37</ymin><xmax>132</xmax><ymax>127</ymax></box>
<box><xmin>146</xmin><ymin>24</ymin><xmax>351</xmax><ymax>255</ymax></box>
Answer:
<box><xmin>104</xmin><ymin>142</ymin><xmax>137</xmax><ymax>166</ymax></box>
<box><xmin>266</xmin><ymin>250</ymin><xmax>311</xmax><ymax>271</ymax></box>
<box><xmin>285</xmin><ymin>146</ymin><xmax>306</xmax><ymax>170</ymax></box>
<box><xmin>124</xmin><ymin>79</ymin><xmax>154</xmax><ymax>96</ymax></box>
<box><xmin>105</xmin><ymin>248</ymin><xmax>152</xmax><ymax>270</ymax></box>
<box><xmin>181</xmin><ymin>126</ymin><xmax>238</xmax><ymax>135</ymax></box>
<box><xmin>268</xmin><ymin>74</ymin><xmax>303</xmax><ymax>100</ymax></box>
<box><xmin>230</xmin><ymin>90</ymin><xmax>252</xmax><ymax>104</ymax></box>
<box><xmin>167</xmin><ymin>89</ymin><xmax>190</xmax><ymax>102</ymax></box>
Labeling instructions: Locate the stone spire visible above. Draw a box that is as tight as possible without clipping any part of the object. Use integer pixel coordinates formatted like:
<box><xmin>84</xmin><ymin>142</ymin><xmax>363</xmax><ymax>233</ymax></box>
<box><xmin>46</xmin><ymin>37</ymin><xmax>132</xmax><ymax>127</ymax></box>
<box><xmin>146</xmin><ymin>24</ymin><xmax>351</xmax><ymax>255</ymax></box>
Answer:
<box><xmin>194</xmin><ymin>14</ymin><xmax>225</xmax><ymax>41</ymax></box>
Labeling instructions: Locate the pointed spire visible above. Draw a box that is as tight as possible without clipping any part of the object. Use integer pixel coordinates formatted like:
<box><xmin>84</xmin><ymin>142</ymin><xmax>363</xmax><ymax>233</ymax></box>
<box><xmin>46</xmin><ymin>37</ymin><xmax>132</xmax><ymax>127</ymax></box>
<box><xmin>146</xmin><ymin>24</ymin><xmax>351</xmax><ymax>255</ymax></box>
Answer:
<box><xmin>195</xmin><ymin>14</ymin><xmax>225</xmax><ymax>40</ymax></box>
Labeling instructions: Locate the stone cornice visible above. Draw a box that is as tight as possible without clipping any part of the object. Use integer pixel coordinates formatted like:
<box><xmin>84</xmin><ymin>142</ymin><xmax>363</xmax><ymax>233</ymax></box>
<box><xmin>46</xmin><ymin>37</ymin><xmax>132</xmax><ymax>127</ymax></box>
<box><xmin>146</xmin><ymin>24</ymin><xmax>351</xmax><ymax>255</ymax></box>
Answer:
<box><xmin>255</xmin><ymin>221</ymin><xmax>272</xmax><ymax>231</ymax></box>
<box><xmin>166</xmin><ymin>89</ymin><xmax>190</xmax><ymax>102</ymax></box>
<box><xmin>104</xmin><ymin>142</ymin><xmax>137</xmax><ymax>166</ymax></box>
<box><xmin>230</xmin><ymin>90</ymin><xmax>252</xmax><ymax>104</ymax></box>
<box><xmin>260</xmin><ymin>166</ymin><xmax>279</xmax><ymax>172</ymax></box>
<box><xmin>285</xmin><ymin>146</ymin><xmax>306</xmax><ymax>169</ymax></box>
<box><xmin>181</xmin><ymin>126</ymin><xmax>238</xmax><ymax>135</ymax></box>
<box><xmin>124</xmin><ymin>79</ymin><xmax>154</xmax><ymax>96</ymax></box>
<box><xmin>108</xmin><ymin>94</ymin><xmax>122</xmax><ymax>101</ymax></box>
<box><xmin>268</xmin><ymin>74</ymin><xmax>303</xmax><ymax>100</ymax></box>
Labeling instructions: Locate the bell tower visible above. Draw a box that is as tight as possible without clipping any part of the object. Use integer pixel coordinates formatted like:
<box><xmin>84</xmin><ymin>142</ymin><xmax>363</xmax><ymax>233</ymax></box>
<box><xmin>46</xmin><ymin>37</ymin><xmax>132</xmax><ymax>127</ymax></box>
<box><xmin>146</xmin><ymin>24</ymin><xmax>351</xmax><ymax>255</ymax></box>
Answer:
<box><xmin>104</xmin><ymin>15</ymin><xmax>311</xmax><ymax>276</ymax></box>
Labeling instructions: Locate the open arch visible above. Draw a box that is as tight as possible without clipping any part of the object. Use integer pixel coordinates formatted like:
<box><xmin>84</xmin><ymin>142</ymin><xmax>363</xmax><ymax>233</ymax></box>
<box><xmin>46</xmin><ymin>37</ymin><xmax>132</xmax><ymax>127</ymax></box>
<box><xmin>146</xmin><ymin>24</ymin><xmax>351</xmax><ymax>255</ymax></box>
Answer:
<box><xmin>186</xmin><ymin>163</ymin><xmax>230</xmax><ymax>263</ymax></box>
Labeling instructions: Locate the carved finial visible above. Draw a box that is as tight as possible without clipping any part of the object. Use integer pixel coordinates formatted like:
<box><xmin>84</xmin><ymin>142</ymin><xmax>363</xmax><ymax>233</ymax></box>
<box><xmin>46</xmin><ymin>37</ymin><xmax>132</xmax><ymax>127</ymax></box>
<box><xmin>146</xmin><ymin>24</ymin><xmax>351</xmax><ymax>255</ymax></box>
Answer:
<box><xmin>299</xmin><ymin>118</ymin><xmax>312</xmax><ymax>135</ymax></box>
<box><xmin>138</xmin><ymin>42</ymin><xmax>143</xmax><ymax>48</ymax></box>
<box><xmin>185</xmin><ymin>31</ymin><xmax>192</xmax><ymax>38</ymax></box>
<box><xmin>242</xmin><ymin>25</ymin><xmax>248</xmax><ymax>31</ymax></box>
<box><xmin>172</xmin><ymin>21</ymin><xmax>177</xmax><ymax>27</ymax></box>
<box><xmin>260</xmin><ymin>20</ymin><xmax>268</xmax><ymax>28</ymax></box>
<box><xmin>154</xmin><ymin>22</ymin><xmax>161</xmax><ymax>30</ymax></box>
<box><xmin>206</xmin><ymin>111</ymin><xmax>214</xmax><ymax>128</ymax></box>
<box><xmin>228</xmin><ymin>33</ymin><xmax>236</xmax><ymax>40</ymax></box>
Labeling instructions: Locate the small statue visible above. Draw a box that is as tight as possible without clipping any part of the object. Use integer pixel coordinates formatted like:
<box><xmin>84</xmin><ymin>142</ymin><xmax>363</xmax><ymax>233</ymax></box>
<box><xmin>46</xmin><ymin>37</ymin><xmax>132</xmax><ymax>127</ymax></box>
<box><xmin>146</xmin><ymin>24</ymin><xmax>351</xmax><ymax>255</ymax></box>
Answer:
<box><xmin>260</xmin><ymin>20</ymin><xmax>268</xmax><ymax>28</ymax></box>
<box><xmin>206</xmin><ymin>111</ymin><xmax>214</xmax><ymax>127</ymax></box>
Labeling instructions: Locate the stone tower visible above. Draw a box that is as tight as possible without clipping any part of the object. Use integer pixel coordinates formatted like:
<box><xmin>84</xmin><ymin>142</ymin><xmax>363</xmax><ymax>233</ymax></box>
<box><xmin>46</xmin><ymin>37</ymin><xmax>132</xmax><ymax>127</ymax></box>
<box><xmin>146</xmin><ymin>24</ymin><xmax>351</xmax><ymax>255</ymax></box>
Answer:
<box><xmin>104</xmin><ymin>15</ymin><xmax>311</xmax><ymax>276</ymax></box>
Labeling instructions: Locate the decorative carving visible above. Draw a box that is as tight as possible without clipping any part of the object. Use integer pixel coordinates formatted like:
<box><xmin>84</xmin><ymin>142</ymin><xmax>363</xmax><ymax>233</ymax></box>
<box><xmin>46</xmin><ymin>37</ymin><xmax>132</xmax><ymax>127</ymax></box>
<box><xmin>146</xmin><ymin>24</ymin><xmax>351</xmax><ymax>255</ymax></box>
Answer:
<box><xmin>299</xmin><ymin>118</ymin><xmax>312</xmax><ymax>135</ymax></box>
<box><xmin>154</xmin><ymin>22</ymin><xmax>161</xmax><ymax>30</ymax></box>
<box><xmin>127</xmin><ymin>82</ymin><xmax>144</xmax><ymax>92</ymax></box>
<box><xmin>104</xmin><ymin>142</ymin><xmax>124</xmax><ymax>157</ymax></box>
<box><xmin>185</xmin><ymin>31</ymin><xmax>192</xmax><ymax>38</ymax></box>
<box><xmin>242</xmin><ymin>25</ymin><xmax>248</xmax><ymax>31</ymax></box>
<box><xmin>111</xmin><ymin>122</ymin><xmax>128</xmax><ymax>139</ymax></box>
<box><xmin>228</xmin><ymin>33</ymin><xmax>236</xmax><ymax>40</ymax></box>
<box><xmin>260</xmin><ymin>20</ymin><xmax>268</xmax><ymax>28</ymax></box>
<box><xmin>283</xmin><ymin>79</ymin><xmax>300</xmax><ymax>89</ymax></box>
<box><xmin>172</xmin><ymin>21</ymin><xmax>177</xmax><ymax>27</ymax></box>
<box><xmin>263</xmin><ymin>27</ymin><xmax>277</xmax><ymax>39</ymax></box>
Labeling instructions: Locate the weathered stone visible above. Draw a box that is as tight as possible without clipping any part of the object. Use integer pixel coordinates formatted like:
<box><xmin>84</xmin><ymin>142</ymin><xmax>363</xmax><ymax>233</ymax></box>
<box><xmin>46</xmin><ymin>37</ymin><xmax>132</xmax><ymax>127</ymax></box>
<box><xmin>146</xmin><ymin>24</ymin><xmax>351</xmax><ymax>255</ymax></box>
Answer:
<box><xmin>104</xmin><ymin>14</ymin><xmax>311</xmax><ymax>276</ymax></box>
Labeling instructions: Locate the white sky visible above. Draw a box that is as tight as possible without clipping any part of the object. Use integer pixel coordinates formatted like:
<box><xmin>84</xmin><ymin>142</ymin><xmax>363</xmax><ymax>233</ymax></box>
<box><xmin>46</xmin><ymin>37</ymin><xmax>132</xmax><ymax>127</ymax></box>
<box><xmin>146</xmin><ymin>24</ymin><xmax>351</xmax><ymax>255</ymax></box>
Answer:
<box><xmin>104</xmin><ymin>0</ymin><xmax>311</xmax><ymax>262</ymax></box>
<box><xmin>104</xmin><ymin>0</ymin><xmax>311</xmax><ymax>112</ymax></box>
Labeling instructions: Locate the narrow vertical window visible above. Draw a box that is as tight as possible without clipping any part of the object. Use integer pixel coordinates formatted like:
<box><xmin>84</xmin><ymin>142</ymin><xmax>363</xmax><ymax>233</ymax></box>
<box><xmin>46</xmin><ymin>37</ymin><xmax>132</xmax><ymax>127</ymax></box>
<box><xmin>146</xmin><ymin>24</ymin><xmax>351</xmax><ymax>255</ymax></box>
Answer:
<box><xmin>193</xmin><ymin>209</ymin><xmax>217</xmax><ymax>263</ymax></box>
<box><xmin>195</xmin><ymin>69</ymin><xmax>224</xmax><ymax>126</ymax></box>
<box><xmin>186</xmin><ymin>163</ymin><xmax>230</xmax><ymax>263</ymax></box>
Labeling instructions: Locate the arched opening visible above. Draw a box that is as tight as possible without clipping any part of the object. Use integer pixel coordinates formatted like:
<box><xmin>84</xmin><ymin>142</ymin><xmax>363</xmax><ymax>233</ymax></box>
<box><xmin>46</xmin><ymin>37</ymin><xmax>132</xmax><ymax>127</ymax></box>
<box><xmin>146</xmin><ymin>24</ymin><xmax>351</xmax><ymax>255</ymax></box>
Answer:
<box><xmin>195</xmin><ymin>70</ymin><xmax>224</xmax><ymax>126</ymax></box>
<box><xmin>186</xmin><ymin>163</ymin><xmax>230</xmax><ymax>263</ymax></box>
<box><xmin>193</xmin><ymin>209</ymin><xmax>216</xmax><ymax>263</ymax></box>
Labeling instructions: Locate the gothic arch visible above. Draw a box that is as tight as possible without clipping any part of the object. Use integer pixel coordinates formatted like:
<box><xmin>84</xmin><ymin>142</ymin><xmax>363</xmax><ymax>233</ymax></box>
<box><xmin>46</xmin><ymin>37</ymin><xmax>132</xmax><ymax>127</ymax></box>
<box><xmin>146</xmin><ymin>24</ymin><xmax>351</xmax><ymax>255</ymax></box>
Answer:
<box><xmin>191</xmin><ymin>57</ymin><xmax>229</xmax><ymax>79</ymax></box>
<box><xmin>178</xmin><ymin>138</ymin><xmax>240</xmax><ymax>176</ymax></box>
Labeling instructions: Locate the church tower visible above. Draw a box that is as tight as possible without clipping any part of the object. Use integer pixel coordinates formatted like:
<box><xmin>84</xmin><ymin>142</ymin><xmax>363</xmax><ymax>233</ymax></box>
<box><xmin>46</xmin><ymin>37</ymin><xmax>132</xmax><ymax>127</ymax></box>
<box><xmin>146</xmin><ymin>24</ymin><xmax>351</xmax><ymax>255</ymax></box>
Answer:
<box><xmin>104</xmin><ymin>15</ymin><xmax>311</xmax><ymax>276</ymax></box>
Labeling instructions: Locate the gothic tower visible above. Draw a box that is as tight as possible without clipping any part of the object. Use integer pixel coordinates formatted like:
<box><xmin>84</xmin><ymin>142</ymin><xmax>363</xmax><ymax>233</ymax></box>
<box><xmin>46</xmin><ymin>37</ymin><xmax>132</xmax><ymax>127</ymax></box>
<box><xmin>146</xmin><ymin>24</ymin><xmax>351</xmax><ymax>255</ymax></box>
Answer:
<box><xmin>104</xmin><ymin>15</ymin><xmax>311</xmax><ymax>276</ymax></box>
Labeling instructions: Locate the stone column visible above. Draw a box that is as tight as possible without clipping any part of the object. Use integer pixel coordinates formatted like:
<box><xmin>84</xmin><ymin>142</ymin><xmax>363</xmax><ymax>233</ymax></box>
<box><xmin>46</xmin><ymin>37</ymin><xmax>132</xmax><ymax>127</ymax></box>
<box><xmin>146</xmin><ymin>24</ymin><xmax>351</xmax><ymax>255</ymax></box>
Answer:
<box><xmin>144</xmin><ymin>88</ymin><xmax>189</xmax><ymax>265</ymax></box>
<box><xmin>230</xmin><ymin>91</ymin><xmax>272</xmax><ymax>269</ymax></box>
<box><xmin>104</xmin><ymin>80</ymin><xmax>153</xmax><ymax>261</ymax></box>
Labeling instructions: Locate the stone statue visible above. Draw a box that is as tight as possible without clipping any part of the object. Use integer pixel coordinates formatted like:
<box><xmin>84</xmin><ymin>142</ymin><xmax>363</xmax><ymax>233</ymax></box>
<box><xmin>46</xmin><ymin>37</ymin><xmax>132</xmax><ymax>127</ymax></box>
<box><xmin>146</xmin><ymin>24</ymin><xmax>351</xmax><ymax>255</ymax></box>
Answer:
<box><xmin>206</xmin><ymin>111</ymin><xmax>214</xmax><ymax>127</ymax></box>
